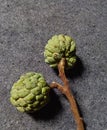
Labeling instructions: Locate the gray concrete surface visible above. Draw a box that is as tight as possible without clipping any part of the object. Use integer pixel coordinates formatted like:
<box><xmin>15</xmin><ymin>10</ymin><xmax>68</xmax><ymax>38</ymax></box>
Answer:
<box><xmin>0</xmin><ymin>0</ymin><xmax>107</xmax><ymax>130</ymax></box>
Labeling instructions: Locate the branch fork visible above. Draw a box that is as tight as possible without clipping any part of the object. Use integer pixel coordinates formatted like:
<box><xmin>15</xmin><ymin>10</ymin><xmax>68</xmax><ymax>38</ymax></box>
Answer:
<box><xmin>50</xmin><ymin>58</ymin><xmax>84</xmax><ymax>130</ymax></box>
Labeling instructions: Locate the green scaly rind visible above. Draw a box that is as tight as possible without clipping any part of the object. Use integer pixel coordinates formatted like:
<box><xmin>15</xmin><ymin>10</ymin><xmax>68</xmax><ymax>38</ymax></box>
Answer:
<box><xmin>44</xmin><ymin>34</ymin><xmax>77</xmax><ymax>68</ymax></box>
<box><xmin>10</xmin><ymin>72</ymin><xmax>50</xmax><ymax>113</ymax></box>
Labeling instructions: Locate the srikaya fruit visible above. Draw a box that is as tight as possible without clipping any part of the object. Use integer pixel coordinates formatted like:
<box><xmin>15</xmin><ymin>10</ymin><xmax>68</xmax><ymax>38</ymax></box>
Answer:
<box><xmin>44</xmin><ymin>34</ymin><xmax>76</xmax><ymax>68</ymax></box>
<box><xmin>10</xmin><ymin>72</ymin><xmax>50</xmax><ymax>112</ymax></box>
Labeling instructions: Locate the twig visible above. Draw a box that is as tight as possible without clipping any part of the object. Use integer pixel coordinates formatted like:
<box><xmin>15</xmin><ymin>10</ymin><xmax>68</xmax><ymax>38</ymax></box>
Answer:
<box><xmin>50</xmin><ymin>58</ymin><xmax>84</xmax><ymax>130</ymax></box>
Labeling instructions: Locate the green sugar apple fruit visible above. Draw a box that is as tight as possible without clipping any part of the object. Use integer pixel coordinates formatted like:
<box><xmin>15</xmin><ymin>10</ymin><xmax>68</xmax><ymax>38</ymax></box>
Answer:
<box><xmin>10</xmin><ymin>72</ymin><xmax>50</xmax><ymax>112</ymax></box>
<box><xmin>44</xmin><ymin>34</ymin><xmax>76</xmax><ymax>68</ymax></box>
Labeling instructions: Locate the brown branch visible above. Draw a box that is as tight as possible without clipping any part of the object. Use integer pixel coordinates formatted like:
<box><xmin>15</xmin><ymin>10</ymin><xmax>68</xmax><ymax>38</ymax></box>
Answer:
<box><xmin>50</xmin><ymin>58</ymin><xmax>84</xmax><ymax>130</ymax></box>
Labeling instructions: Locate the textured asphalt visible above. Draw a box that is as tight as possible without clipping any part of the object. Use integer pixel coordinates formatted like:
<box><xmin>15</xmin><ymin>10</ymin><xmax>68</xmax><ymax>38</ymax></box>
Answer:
<box><xmin>0</xmin><ymin>0</ymin><xmax>107</xmax><ymax>130</ymax></box>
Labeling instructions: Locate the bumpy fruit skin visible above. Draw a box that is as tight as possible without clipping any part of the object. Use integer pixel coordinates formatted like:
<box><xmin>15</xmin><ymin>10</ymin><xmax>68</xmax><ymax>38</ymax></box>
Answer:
<box><xmin>10</xmin><ymin>72</ymin><xmax>50</xmax><ymax>112</ymax></box>
<box><xmin>44</xmin><ymin>34</ymin><xmax>76</xmax><ymax>68</ymax></box>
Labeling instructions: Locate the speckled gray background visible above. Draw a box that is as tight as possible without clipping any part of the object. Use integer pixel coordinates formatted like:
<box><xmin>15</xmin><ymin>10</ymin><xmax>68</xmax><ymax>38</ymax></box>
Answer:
<box><xmin>0</xmin><ymin>0</ymin><xmax>107</xmax><ymax>130</ymax></box>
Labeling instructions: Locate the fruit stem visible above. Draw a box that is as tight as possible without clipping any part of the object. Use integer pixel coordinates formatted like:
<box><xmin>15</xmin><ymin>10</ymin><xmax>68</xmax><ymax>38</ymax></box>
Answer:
<box><xmin>50</xmin><ymin>58</ymin><xmax>84</xmax><ymax>130</ymax></box>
